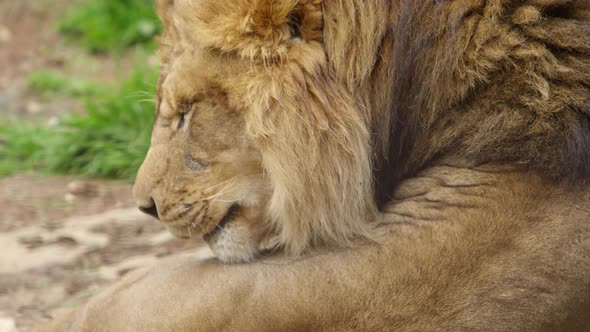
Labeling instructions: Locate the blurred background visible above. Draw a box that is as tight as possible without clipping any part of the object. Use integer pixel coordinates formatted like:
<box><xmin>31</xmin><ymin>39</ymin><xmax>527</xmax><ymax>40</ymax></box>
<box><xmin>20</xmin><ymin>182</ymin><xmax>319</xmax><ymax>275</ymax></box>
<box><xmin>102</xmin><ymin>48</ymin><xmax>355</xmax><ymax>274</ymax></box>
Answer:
<box><xmin>0</xmin><ymin>1</ymin><xmax>203</xmax><ymax>330</ymax></box>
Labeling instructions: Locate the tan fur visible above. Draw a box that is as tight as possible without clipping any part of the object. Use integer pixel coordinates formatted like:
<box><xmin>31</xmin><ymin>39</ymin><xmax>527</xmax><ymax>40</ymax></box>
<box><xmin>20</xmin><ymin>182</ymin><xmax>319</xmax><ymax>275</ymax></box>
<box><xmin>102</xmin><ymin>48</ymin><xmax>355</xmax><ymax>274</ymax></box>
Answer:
<box><xmin>40</xmin><ymin>0</ymin><xmax>590</xmax><ymax>330</ymax></box>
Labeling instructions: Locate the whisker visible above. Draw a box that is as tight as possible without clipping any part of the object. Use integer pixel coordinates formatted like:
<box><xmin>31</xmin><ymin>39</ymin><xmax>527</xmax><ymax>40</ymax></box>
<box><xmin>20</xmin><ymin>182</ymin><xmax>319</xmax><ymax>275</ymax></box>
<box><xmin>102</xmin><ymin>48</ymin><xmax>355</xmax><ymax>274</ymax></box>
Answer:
<box><xmin>202</xmin><ymin>177</ymin><xmax>238</xmax><ymax>193</ymax></box>
<box><xmin>196</xmin><ymin>180</ymin><xmax>236</xmax><ymax>202</ymax></box>
<box><xmin>137</xmin><ymin>99</ymin><xmax>157</xmax><ymax>104</ymax></box>
<box><xmin>195</xmin><ymin>191</ymin><xmax>225</xmax><ymax>202</ymax></box>
<box><xmin>213</xmin><ymin>199</ymin><xmax>241</xmax><ymax>203</ymax></box>
<box><xmin>128</xmin><ymin>91</ymin><xmax>154</xmax><ymax>97</ymax></box>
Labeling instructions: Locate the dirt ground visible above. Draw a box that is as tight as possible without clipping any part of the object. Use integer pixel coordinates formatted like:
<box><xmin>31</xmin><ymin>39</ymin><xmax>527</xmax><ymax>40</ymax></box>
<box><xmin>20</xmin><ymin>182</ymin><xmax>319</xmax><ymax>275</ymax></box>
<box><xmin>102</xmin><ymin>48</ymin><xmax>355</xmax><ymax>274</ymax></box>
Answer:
<box><xmin>0</xmin><ymin>174</ymin><xmax>204</xmax><ymax>331</ymax></box>
<box><xmin>0</xmin><ymin>2</ymin><xmax>205</xmax><ymax>331</ymax></box>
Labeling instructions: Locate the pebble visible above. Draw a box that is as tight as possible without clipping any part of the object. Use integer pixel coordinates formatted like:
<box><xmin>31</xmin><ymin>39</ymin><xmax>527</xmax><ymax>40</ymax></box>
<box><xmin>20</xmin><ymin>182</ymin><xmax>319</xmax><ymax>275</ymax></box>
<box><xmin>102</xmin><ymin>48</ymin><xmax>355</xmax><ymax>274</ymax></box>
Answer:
<box><xmin>0</xmin><ymin>317</ymin><xmax>17</xmax><ymax>332</ymax></box>
<box><xmin>67</xmin><ymin>180</ymin><xmax>96</xmax><ymax>196</ymax></box>
<box><xmin>64</xmin><ymin>193</ymin><xmax>76</xmax><ymax>203</ymax></box>
<box><xmin>47</xmin><ymin>116</ymin><xmax>60</xmax><ymax>127</ymax></box>
<box><xmin>0</xmin><ymin>26</ymin><xmax>11</xmax><ymax>43</ymax></box>
<box><xmin>26</xmin><ymin>101</ymin><xmax>42</xmax><ymax>114</ymax></box>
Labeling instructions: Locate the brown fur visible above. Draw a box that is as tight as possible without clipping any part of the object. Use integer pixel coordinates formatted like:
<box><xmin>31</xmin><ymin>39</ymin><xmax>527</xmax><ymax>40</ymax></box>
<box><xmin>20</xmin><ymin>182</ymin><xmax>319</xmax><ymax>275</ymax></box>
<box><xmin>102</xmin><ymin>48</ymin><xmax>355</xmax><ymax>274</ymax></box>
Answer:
<box><xmin>39</xmin><ymin>0</ymin><xmax>590</xmax><ymax>330</ymax></box>
<box><xmin>333</xmin><ymin>0</ymin><xmax>590</xmax><ymax>205</ymax></box>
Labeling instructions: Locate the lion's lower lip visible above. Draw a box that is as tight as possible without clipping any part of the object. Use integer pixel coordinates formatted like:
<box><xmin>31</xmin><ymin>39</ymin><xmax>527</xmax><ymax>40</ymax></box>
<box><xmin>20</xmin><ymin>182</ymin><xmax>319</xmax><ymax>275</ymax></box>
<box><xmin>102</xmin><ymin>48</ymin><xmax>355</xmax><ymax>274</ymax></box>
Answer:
<box><xmin>203</xmin><ymin>204</ymin><xmax>240</xmax><ymax>241</ymax></box>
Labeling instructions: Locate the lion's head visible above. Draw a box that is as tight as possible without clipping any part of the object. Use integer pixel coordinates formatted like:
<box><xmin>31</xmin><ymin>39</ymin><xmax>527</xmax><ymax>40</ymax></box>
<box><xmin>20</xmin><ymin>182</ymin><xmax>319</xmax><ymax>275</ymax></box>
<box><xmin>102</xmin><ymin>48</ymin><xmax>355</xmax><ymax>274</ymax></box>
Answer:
<box><xmin>133</xmin><ymin>0</ymin><xmax>383</xmax><ymax>263</ymax></box>
<box><xmin>135</xmin><ymin>0</ymin><xmax>590</xmax><ymax>263</ymax></box>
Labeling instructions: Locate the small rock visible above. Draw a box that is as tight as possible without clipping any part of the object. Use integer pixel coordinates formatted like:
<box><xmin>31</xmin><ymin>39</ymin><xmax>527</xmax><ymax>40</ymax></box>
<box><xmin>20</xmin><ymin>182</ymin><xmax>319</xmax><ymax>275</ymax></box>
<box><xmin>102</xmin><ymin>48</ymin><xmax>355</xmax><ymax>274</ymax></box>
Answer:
<box><xmin>67</xmin><ymin>180</ymin><xmax>96</xmax><ymax>196</ymax></box>
<box><xmin>0</xmin><ymin>26</ymin><xmax>12</xmax><ymax>43</ymax></box>
<box><xmin>0</xmin><ymin>317</ymin><xmax>17</xmax><ymax>332</ymax></box>
<box><xmin>47</xmin><ymin>116</ymin><xmax>60</xmax><ymax>127</ymax></box>
<box><xmin>26</xmin><ymin>101</ymin><xmax>42</xmax><ymax>114</ymax></box>
<box><xmin>55</xmin><ymin>236</ymin><xmax>78</xmax><ymax>247</ymax></box>
<box><xmin>64</xmin><ymin>193</ymin><xmax>76</xmax><ymax>203</ymax></box>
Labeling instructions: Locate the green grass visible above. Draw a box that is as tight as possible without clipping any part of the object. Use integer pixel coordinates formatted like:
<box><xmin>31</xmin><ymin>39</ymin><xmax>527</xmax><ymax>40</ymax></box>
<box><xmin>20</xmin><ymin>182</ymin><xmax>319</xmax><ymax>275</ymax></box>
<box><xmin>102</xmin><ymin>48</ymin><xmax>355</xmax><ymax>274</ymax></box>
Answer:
<box><xmin>27</xmin><ymin>70</ymin><xmax>101</xmax><ymax>97</ymax></box>
<box><xmin>0</xmin><ymin>0</ymin><xmax>161</xmax><ymax>180</ymax></box>
<box><xmin>0</xmin><ymin>68</ymin><xmax>157</xmax><ymax>180</ymax></box>
<box><xmin>59</xmin><ymin>0</ymin><xmax>161</xmax><ymax>53</ymax></box>
<box><xmin>0</xmin><ymin>123</ymin><xmax>51</xmax><ymax>176</ymax></box>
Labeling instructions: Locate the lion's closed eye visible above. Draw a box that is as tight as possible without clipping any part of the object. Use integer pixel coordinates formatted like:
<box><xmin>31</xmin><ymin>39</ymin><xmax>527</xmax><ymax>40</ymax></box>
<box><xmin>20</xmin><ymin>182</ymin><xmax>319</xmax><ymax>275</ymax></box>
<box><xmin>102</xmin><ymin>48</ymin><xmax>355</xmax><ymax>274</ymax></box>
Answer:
<box><xmin>184</xmin><ymin>154</ymin><xmax>208</xmax><ymax>171</ymax></box>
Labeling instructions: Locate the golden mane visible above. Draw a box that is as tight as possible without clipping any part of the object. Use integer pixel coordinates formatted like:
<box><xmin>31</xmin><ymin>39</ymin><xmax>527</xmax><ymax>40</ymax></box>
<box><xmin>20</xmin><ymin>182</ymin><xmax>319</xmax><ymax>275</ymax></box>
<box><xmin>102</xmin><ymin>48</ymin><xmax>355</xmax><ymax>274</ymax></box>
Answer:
<box><xmin>156</xmin><ymin>0</ymin><xmax>590</xmax><ymax>254</ymax></box>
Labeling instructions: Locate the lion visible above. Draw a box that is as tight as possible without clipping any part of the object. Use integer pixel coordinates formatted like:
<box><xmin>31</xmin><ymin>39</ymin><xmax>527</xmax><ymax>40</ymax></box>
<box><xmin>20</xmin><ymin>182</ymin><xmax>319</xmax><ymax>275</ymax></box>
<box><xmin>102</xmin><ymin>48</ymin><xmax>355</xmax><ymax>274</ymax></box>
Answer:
<box><xmin>39</xmin><ymin>0</ymin><xmax>590</xmax><ymax>331</ymax></box>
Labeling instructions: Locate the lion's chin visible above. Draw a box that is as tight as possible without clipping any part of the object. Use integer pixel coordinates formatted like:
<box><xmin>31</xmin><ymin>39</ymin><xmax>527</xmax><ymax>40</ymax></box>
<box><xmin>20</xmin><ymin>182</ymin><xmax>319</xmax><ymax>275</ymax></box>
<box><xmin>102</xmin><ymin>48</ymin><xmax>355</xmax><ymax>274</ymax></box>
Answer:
<box><xmin>166</xmin><ymin>220</ymin><xmax>260</xmax><ymax>263</ymax></box>
<box><xmin>204</xmin><ymin>220</ymin><xmax>260</xmax><ymax>264</ymax></box>
<box><xmin>165</xmin><ymin>203</ymin><xmax>263</xmax><ymax>264</ymax></box>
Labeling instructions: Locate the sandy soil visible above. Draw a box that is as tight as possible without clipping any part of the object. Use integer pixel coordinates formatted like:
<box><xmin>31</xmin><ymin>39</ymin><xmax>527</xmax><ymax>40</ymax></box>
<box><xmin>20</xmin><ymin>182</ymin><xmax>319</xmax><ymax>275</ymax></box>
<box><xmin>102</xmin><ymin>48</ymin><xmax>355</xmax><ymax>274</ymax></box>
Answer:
<box><xmin>0</xmin><ymin>2</ymin><xmax>204</xmax><ymax>331</ymax></box>
<box><xmin>0</xmin><ymin>174</ymin><xmax>204</xmax><ymax>331</ymax></box>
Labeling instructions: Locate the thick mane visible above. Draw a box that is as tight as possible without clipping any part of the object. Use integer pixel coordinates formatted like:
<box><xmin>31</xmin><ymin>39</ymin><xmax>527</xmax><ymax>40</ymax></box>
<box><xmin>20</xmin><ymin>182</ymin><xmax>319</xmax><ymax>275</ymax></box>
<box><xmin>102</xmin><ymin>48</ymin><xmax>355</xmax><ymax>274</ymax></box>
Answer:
<box><xmin>325</xmin><ymin>0</ymin><xmax>590</xmax><ymax>205</ymax></box>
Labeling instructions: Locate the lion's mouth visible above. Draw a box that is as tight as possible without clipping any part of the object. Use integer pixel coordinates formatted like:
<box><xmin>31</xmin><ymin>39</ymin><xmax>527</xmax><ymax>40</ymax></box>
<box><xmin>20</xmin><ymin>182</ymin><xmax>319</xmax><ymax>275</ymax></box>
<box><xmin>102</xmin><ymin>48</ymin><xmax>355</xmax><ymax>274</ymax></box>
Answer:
<box><xmin>203</xmin><ymin>203</ymin><xmax>240</xmax><ymax>241</ymax></box>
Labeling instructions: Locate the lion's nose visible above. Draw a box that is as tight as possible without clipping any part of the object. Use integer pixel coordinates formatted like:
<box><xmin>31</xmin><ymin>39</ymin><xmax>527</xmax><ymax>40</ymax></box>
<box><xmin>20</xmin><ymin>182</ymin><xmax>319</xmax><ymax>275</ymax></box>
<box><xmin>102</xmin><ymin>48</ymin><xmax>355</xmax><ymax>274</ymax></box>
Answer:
<box><xmin>139</xmin><ymin>203</ymin><xmax>160</xmax><ymax>220</ymax></box>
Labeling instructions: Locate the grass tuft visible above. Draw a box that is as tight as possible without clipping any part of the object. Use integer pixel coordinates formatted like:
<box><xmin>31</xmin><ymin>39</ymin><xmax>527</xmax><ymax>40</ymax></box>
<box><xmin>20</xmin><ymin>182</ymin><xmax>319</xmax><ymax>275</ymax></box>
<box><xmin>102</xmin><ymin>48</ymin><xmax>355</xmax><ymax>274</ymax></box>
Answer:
<box><xmin>0</xmin><ymin>68</ymin><xmax>157</xmax><ymax>180</ymax></box>
<box><xmin>59</xmin><ymin>0</ymin><xmax>161</xmax><ymax>53</ymax></box>
<box><xmin>27</xmin><ymin>70</ymin><xmax>101</xmax><ymax>97</ymax></box>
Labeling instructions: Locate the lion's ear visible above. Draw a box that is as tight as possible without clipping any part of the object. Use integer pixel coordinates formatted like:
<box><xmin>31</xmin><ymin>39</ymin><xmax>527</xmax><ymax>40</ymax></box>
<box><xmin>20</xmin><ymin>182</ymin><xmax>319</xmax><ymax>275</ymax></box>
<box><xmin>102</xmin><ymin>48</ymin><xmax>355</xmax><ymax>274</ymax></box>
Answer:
<box><xmin>290</xmin><ymin>0</ymin><xmax>323</xmax><ymax>42</ymax></box>
<box><xmin>245</xmin><ymin>0</ymin><xmax>322</xmax><ymax>41</ymax></box>
<box><xmin>174</xmin><ymin>0</ymin><xmax>322</xmax><ymax>60</ymax></box>
<box><xmin>241</xmin><ymin>0</ymin><xmax>298</xmax><ymax>38</ymax></box>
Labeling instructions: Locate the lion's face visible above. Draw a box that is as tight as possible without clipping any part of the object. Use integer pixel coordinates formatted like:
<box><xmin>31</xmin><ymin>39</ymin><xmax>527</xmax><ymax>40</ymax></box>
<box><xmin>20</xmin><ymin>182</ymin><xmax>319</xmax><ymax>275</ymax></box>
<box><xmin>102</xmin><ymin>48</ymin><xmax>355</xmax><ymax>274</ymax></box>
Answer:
<box><xmin>134</xmin><ymin>0</ymin><xmax>378</xmax><ymax>263</ymax></box>
<box><xmin>133</xmin><ymin>49</ymin><xmax>271</xmax><ymax>263</ymax></box>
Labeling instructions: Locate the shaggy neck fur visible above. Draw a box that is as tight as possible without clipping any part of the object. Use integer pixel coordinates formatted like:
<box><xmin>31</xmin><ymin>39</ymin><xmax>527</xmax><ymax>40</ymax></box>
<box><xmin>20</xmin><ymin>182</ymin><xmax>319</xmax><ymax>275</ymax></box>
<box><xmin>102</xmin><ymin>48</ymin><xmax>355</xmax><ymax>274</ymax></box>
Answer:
<box><xmin>325</xmin><ymin>0</ymin><xmax>590</xmax><ymax>206</ymax></box>
<box><xmin>244</xmin><ymin>62</ymin><xmax>378</xmax><ymax>254</ymax></box>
